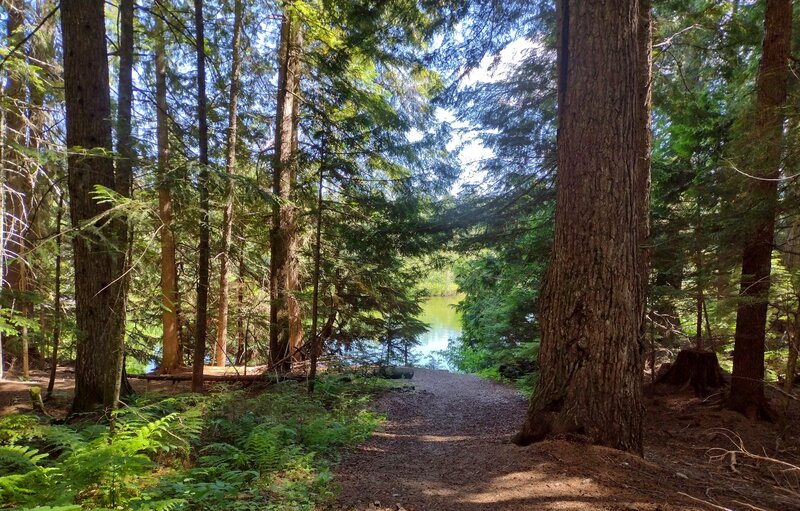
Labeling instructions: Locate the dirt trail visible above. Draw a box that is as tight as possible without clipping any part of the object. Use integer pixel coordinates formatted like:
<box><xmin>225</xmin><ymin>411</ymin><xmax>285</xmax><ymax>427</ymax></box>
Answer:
<box><xmin>334</xmin><ymin>368</ymin><xmax>790</xmax><ymax>511</ymax></box>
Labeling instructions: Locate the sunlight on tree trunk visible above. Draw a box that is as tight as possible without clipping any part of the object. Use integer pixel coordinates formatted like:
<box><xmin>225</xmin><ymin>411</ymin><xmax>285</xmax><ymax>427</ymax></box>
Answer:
<box><xmin>214</xmin><ymin>0</ymin><xmax>244</xmax><ymax>367</ymax></box>
<box><xmin>269</xmin><ymin>5</ymin><xmax>304</xmax><ymax>372</ymax></box>
<box><xmin>515</xmin><ymin>0</ymin><xmax>651</xmax><ymax>454</ymax></box>
<box><xmin>154</xmin><ymin>4</ymin><xmax>180</xmax><ymax>374</ymax></box>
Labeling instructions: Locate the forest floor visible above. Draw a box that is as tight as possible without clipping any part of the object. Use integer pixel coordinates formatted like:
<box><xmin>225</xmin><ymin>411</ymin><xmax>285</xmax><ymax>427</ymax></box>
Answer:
<box><xmin>334</xmin><ymin>368</ymin><xmax>800</xmax><ymax>511</ymax></box>
<box><xmin>2</xmin><ymin>367</ymin><xmax>799</xmax><ymax>510</ymax></box>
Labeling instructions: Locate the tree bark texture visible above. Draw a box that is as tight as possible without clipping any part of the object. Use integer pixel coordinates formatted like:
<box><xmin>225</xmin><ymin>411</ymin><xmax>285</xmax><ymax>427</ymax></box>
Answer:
<box><xmin>515</xmin><ymin>0</ymin><xmax>651</xmax><ymax>454</ymax></box>
<box><xmin>269</xmin><ymin>7</ymin><xmax>304</xmax><ymax>371</ymax></box>
<box><xmin>192</xmin><ymin>0</ymin><xmax>211</xmax><ymax>392</ymax></box>
<box><xmin>61</xmin><ymin>0</ymin><xmax>127</xmax><ymax>412</ymax></box>
<box><xmin>728</xmin><ymin>0</ymin><xmax>792</xmax><ymax>420</ymax></box>
<box><xmin>154</xmin><ymin>6</ymin><xmax>181</xmax><ymax>374</ymax></box>
<box><xmin>214</xmin><ymin>0</ymin><xmax>244</xmax><ymax>367</ymax></box>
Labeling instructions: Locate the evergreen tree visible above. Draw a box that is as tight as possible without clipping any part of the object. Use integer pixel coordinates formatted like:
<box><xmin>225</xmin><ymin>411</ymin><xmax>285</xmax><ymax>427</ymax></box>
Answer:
<box><xmin>515</xmin><ymin>0</ymin><xmax>651</xmax><ymax>453</ymax></box>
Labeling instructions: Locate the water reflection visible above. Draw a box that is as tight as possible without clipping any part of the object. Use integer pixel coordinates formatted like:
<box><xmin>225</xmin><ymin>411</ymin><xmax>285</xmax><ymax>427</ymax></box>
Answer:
<box><xmin>414</xmin><ymin>295</ymin><xmax>463</xmax><ymax>368</ymax></box>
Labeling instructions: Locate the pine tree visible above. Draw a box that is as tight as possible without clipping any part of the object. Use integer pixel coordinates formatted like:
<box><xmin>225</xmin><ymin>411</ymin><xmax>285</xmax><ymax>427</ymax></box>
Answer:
<box><xmin>728</xmin><ymin>0</ymin><xmax>793</xmax><ymax>419</ymax></box>
<box><xmin>269</xmin><ymin>3</ymin><xmax>304</xmax><ymax>371</ymax></box>
<box><xmin>214</xmin><ymin>0</ymin><xmax>244</xmax><ymax>367</ymax></box>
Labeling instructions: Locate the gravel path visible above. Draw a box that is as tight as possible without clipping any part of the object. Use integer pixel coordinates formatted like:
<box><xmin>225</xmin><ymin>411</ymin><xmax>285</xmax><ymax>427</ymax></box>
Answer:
<box><xmin>334</xmin><ymin>368</ymin><xmax>711</xmax><ymax>511</ymax></box>
<box><xmin>335</xmin><ymin>368</ymin><xmax>529</xmax><ymax>510</ymax></box>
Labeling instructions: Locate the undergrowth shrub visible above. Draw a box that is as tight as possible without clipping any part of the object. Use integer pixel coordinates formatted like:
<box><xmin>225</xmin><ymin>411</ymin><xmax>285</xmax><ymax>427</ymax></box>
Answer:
<box><xmin>0</xmin><ymin>375</ymin><xmax>393</xmax><ymax>511</ymax></box>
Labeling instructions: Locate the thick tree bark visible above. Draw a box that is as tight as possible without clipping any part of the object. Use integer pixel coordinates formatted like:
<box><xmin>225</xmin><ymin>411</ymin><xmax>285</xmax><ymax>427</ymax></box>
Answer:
<box><xmin>154</xmin><ymin>6</ymin><xmax>181</xmax><ymax>374</ymax></box>
<box><xmin>192</xmin><ymin>0</ymin><xmax>211</xmax><ymax>392</ymax></box>
<box><xmin>214</xmin><ymin>0</ymin><xmax>244</xmax><ymax>367</ymax></box>
<box><xmin>269</xmin><ymin>6</ymin><xmax>304</xmax><ymax>371</ymax></box>
<box><xmin>515</xmin><ymin>0</ymin><xmax>651</xmax><ymax>454</ymax></box>
<box><xmin>61</xmin><ymin>0</ymin><xmax>127</xmax><ymax>412</ymax></box>
<box><xmin>728</xmin><ymin>0</ymin><xmax>792</xmax><ymax>420</ymax></box>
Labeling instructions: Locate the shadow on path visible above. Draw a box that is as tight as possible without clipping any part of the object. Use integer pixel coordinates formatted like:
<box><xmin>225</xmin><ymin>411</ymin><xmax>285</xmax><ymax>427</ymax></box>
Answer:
<box><xmin>334</xmin><ymin>369</ymin><xmax>703</xmax><ymax>511</ymax></box>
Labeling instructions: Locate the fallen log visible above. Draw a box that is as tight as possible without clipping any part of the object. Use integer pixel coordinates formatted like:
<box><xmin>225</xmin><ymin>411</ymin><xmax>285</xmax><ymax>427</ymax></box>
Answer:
<box><xmin>374</xmin><ymin>366</ymin><xmax>414</xmax><ymax>379</ymax></box>
<box><xmin>128</xmin><ymin>373</ymin><xmax>305</xmax><ymax>383</ymax></box>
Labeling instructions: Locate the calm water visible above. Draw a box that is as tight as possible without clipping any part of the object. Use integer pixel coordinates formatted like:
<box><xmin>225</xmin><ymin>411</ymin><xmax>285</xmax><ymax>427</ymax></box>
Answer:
<box><xmin>143</xmin><ymin>296</ymin><xmax>464</xmax><ymax>372</ymax></box>
<box><xmin>414</xmin><ymin>295</ymin><xmax>463</xmax><ymax>367</ymax></box>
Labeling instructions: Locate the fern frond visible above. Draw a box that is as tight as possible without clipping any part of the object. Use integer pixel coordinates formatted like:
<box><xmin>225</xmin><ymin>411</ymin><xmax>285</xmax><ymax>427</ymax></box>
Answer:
<box><xmin>0</xmin><ymin>445</ymin><xmax>48</xmax><ymax>473</ymax></box>
<box><xmin>130</xmin><ymin>497</ymin><xmax>187</xmax><ymax>511</ymax></box>
<box><xmin>41</xmin><ymin>426</ymin><xmax>87</xmax><ymax>454</ymax></box>
<box><xmin>0</xmin><ymin>415</ymin><xmax>43</xmax><ymax>443</ymax></box>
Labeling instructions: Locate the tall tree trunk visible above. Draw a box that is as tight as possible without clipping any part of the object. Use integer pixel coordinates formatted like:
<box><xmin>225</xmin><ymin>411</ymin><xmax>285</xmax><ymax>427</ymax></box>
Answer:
<box><xmin>235</xmin><ymin>246</ymin><xmax>245</xmax><ymax>364</ymax></box>
<box><xmin>192</xmin><ymin>0</ymin><xmax>211</xmax><ymax>392</ymax></box>
<box><xmin>115</xmin><ymin>0</ymin><xmax>135</xmax><ymax>399</ymax></box>
<box><xmin>2</xmin><ymin>0</ymin><xmax>26</xmax><ymax>279</ymax></box>
<box><xmin>214</xmin><ymin>0</ymin><xmax>244</xmax><ymax>367</ymax></box>
<box><xmin>27</xmin><ymin>1</ymin><xmax>57</xmax><ymax>381</ymax></box>
<box><xmin>61</xmin><ymin>0</ymin><xmax>127</xmax><ymax>412</ymax></box>
<box><xmin>47</xmin><ymin>193</ymin><xmax>63</xmax><ymax>398</ymax></box>
<box><xmin>307</xmin><ymin>164</ymin><xmax>324</xmax><ymax>393</ymax></box>
<box><xmin>515</xmin><ymin>0</ymin><xmax>651</xmax><ymax>454</ymax></box>
<box><xmin>3</xmin><ymin>0</ymin><xmax>32</xmax><ymax>378</ymax></box>
<box><xmin>28</xmin><ymin>0</ymin><xmax>56</xmax><ymax>150</ymax></box>
<box><xmin>728</xmin><ymin>0</ymin><xmax>792</xmax><ymax>420</ymax></box>
<box><xmin>154</xmin><ymin>4</ymin><xmax>180</xmax><ymax>374</ymax></box>
<box><xmin>269</xmin><ymin>6</ymin><xmax>304</xmax><ymax>372</ymax></box>
<box><xmin>116</xmin><ymin>0</ymin><xmax>134</xmax><ymax>199</ymax></box>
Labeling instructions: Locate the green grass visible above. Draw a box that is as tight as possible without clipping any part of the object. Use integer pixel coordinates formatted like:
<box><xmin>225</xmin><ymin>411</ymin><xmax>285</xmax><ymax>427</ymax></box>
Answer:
<box><xmin>0</xmin><ymin>375</ymin><xmax>396</xmax><ymax>511</ymax></box>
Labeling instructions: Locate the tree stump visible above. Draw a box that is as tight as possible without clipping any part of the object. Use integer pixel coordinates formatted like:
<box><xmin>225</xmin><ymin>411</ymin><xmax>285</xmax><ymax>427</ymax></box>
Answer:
<box><xmin>655</xmin><ymin>349</ymin><xmax>726</xmax><ymax>395</ymax></box>
<box><xmin>29</xmin><ymin>386</ymin><xmax>51</xmax><ymax>417</ymax></box>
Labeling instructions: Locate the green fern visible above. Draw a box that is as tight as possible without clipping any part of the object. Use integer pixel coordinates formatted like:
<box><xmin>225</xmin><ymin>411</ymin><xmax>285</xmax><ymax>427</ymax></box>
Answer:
<box><xmin>0</xmin><ymin>415</ymin><xmax>43</xmax><ymax>444</ymax></box>
<box><xmin>0</xmin><ymin>444</ymin><xmax>48</xmax><ymax>472</ymax></box>
<box><xmin>129</xmin><ymin>496</ymin><xmax>187</xmax><ymax>511</ymax></box>
<box><xmin>243</xmin><ymin>424</ymin><xmax>297</xmax><ymax>472</ymax></box>
<box><xmin>0</xmin><ymin>445</ymin><xmax>59</xmax><ymax>505</ymax></box>
<box><xmin>0</xmin><ymin>374</ymin><xmax>386</xmax><ymax>510</ymax></box>
<box><xmin>198</xmin><ymin>442</ymin><xmax>249</xmax><ymax>470</ymax></box>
